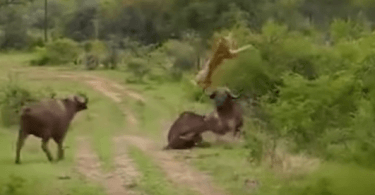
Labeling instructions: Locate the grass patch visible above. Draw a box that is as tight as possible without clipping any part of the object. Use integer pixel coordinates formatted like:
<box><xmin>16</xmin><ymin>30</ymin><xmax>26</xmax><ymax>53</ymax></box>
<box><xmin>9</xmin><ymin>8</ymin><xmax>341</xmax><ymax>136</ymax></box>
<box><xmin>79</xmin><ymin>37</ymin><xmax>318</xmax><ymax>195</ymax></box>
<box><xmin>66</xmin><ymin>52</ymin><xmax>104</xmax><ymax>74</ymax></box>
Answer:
<box><xmin>0</xmin><ymin>127</ymin><xmax>106</xmax><ymax>195</ymax></box>
<box><xmin>123</xmin><ymin>81</ymin><xmax>210</xmax><ymax>139</ymax></box>
<box><xmin>188</xmin><ymin>145</ymin><xmax>280</xmax><ymax>195</ymax></box>
<box><xmin>127</xmin><ymin>146</ymin><xmax>196</xmax><ymax>195</ymax></box>
<box><xmin>279</xmin><ymin>162</ymin><xmax>375</xmax><ymax>195</ymax></box>
<box><xmin>0</xmin><ymin>53</ymin><xmax>34</xmax><ymax>77</ymax></box>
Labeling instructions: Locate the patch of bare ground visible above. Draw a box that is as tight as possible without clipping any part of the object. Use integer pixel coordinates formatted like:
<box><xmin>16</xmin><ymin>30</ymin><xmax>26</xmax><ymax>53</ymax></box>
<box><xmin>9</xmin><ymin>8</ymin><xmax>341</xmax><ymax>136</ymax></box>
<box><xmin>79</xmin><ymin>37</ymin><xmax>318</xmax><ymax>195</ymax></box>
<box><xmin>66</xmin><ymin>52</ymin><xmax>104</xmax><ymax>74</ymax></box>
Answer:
<box><xmin>76</xmin><ymin>136</ymin><xmax>139</xmax><ymax>195</ymax></box>
<box><xmin>82</xmin><ymin>77</ymin><xmax>138</xmax><ymax>126</ymax></box>
<box><xmin>81</xmin><ymin>74</ymin><xmax>146</xmax><ymax>103</ymax></box>
<box><xmin>12</xmin><ymin>68</ymin><xmax>145</xmax><ymax>104</ymax></box>
<box><xmin>79</xmin><ymin>74</ymin><xmax>228</xmax><ymax>195</ymax></box>
<box><xmin>85</xmin><ymin>80</ymin><xmax>123</xmax><ymax>103</ymax></box>
<box><xmin>123</xmin><ymin>135</ymin><xmax>228</xmax><ymax>195</ymax></box>
<box><xmin>111</xmin><ymin>136</ymin><xmax>141</xmax><ymax>195</ymax></box>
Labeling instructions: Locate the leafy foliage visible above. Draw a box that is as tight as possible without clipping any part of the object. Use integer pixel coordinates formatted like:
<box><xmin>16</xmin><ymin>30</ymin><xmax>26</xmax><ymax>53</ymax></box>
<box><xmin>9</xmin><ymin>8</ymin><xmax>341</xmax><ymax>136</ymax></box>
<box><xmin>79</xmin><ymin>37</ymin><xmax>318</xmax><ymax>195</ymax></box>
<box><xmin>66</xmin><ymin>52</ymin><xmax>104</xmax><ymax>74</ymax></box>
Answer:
<box><xmin>0</xmin><ymin>74</ymin><xmax>56</xmax><ymax>127</ymax></box>
<box><xmin>31</xmin><ymin>38</ymin><xmax>81</xmax><ymax>65</ymax></box>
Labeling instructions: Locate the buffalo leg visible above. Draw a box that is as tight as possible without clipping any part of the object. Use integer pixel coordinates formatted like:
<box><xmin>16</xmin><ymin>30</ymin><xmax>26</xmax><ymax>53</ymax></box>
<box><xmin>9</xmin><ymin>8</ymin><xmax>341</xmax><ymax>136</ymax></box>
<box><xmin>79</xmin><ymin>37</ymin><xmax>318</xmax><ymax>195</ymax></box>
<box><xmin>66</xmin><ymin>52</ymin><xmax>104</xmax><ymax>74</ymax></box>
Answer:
<box><xmin>15</xmin><ymin>130</ymin><xmax>28</xmax><ymax>164</ymax></box>
<box><xmin>232</xmin><ymin>129</ymin><xmax>240</xmax><ymax>141</ymax></box>
<box><xmin>57</xmin><ymin>142</ymin><xmax>64</xmax><ymax>161</ymax></box>
<box><xmin>53</xmin><ymin>137</ymin><xmax>65</xmax><ymax>161</ymax></box>
<box><xmin>41</xmin><ymin>139</ymin><xmax>53</xmax><ymax>162</ymax></box>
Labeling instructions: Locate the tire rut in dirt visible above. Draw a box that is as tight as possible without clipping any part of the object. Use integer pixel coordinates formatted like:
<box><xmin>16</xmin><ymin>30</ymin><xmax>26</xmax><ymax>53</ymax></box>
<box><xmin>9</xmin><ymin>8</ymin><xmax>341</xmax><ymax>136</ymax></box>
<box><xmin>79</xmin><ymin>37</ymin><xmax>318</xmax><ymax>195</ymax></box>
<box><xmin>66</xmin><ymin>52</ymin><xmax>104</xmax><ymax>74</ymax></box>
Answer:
<box><xmin>123</xmin><ymin>135</ymin><xmax>228</xmax><ymax>195</ymax></box>
<box><xmin>75</xmin><ymin>136</ymin><xmax>139</xmax><ymax>195</ymax></box>
<box><xmin>112</xmin><ymin>136</ymin><xmax>141</xmax><ymax>195</ymax></box>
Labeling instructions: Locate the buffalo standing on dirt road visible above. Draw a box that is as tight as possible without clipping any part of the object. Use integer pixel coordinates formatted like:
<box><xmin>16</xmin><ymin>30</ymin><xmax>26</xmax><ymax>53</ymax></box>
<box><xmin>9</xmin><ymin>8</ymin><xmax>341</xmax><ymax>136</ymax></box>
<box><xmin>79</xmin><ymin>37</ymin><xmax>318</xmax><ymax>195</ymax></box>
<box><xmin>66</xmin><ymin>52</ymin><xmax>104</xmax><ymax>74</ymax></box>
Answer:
<box><xmin>15</xmin><ymin>95</ymin><xmax>89</xmax><ymax>164</ymax></box>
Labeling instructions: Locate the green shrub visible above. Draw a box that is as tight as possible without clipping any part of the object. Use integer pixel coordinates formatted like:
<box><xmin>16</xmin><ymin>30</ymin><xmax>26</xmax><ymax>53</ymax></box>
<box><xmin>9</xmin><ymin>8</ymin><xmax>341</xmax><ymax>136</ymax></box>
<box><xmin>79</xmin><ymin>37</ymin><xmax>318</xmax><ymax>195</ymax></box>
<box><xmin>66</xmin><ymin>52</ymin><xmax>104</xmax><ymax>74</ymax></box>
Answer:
<box><xmin>0</xmin><ymin>74</ymin><xmax>56</xmax><ymax>127</ymax></box>
<box><xmin>202</xmin><ymin>21</ymin><xmax>375</xmax><ymax>168</ymax></box>
<box><xmin>266</xmin><ymin>72</ymin><xmax>361</xmax><ymax>153</ymax></box>
<box><xmin>278</xmin><ymin>163</ymin><xmax>375</xmax><ymax>195</ymax></box>
<box><xmin>84</xmin><ymin>54</ymin><xmax>100</xmax><ymax>70</ymax></box>
<box><xmin>163</xmin><ymin>40</ymin><xmax>196</xmax><ymax>71</ymax></box>
<box><xmin>211</xmin><ymin>47</ymin><xmax>275</xmax><ymax>97</ymax></box>
<box><xmin>27</xmin><ymin>36</ymin><xmax>45</xmax><ymax>50</ymax></box>
<box><xmin>126</xmin><ymin>58</ymin><xmax>150</xmax><ymax>83</ymax></box>
<box><xmin>330</xmin><ymin>18</ymin><xmax>369</xmax><ymax>44</ymax></box>
<box><xmin>0</xmin><ymin>76</ymin><xmax>37</xmax><ymax>127</ymax></box>
<box><xmin>31</xmin><ymin>38</ymin><xmax>81</xmax><ymax>66</ymax></box>
<box><xmin>180</xmin><ymin>77</ymin><xmax>210</xmax><ymax>103</ymax></box>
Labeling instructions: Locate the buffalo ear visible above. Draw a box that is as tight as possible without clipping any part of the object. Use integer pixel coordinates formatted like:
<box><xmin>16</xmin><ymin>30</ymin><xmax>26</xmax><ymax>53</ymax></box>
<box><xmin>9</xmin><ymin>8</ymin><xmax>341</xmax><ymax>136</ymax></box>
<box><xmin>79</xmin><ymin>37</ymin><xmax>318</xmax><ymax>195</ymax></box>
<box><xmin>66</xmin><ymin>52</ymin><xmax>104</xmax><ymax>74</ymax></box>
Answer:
<box><xmin>209</xmin><ymin>92</ymin><xmax>217</xmax><ymax>99</ymax></box>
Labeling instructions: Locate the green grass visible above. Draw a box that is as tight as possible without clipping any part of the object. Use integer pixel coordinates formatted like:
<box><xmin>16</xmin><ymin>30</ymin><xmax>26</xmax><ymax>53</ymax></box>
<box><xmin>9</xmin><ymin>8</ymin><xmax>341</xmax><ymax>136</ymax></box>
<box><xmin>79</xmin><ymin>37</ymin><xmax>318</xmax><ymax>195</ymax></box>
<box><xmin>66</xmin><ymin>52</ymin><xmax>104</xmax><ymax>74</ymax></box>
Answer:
<box><xmin>278</xmin><ymin>162</ymin><xmax>375</xmax><ymax>195</ymax></box>
<box><xmin>127</xmin><ymin>146</ymin><xmax>196</xmax><ymax>195</ymax></box>
<box><xmin>121</xmin><ymin>81</ymin><xmax>211</xmax><ymax>140</ymax></box>
<box><xmin>187</xmin><ymin>145</ymin><xmax>280</xmax><ymax>195</ymax></box>
<box><xmin>0</xmin><ymin>126</ymin><xmax>106</xmax><ymax>195</ymax></box>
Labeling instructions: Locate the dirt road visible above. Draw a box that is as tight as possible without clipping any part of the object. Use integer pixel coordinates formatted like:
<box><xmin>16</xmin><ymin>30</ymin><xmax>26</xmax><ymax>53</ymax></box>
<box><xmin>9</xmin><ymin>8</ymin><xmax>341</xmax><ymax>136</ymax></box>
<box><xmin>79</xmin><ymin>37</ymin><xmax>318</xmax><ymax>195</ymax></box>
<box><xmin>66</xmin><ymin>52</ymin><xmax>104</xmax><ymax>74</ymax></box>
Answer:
<box><xmin>16</xmin><ymin>68</ymin><xmax>228</xmax><ymax>195</ymax></box>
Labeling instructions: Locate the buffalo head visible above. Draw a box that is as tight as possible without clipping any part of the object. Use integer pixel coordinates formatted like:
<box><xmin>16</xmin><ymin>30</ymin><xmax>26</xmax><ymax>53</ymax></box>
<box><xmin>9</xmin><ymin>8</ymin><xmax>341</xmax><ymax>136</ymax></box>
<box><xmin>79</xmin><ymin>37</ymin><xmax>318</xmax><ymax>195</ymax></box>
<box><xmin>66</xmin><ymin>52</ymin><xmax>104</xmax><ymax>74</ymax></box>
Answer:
<box><xmin>207</xmin><ymin>87</ymin><xmax>239</xmax><ymax>108</ymax></box>
<box><xmin>64</xmin><ymin>95</ymin><xmax>89</xmax><ymax>112</ymax></box>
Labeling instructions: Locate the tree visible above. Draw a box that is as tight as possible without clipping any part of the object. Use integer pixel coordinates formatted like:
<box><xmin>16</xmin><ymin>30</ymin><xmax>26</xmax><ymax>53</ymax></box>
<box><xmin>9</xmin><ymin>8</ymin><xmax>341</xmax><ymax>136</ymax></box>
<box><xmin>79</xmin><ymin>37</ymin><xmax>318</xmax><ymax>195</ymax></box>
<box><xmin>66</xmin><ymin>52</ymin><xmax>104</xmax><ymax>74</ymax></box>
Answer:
<box><xmin>0</xmin><ymin>0</ymin><xmax>32</xmax><ymax>7</ymax></box>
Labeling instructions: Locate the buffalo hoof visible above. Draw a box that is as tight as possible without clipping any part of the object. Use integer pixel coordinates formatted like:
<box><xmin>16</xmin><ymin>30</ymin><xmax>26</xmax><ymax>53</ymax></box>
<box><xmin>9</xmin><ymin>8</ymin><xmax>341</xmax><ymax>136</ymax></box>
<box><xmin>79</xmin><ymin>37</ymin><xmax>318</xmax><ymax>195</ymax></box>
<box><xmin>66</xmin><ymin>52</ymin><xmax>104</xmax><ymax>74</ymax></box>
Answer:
<box><xmin>15</xmin><ymin>160</ymin><xmax>21</xmax><ymax>164</ymax></box>
<box><xmin>162</xmin><ymin>145</ymin><xmax>171</xmax><ymax>150</ymax></box>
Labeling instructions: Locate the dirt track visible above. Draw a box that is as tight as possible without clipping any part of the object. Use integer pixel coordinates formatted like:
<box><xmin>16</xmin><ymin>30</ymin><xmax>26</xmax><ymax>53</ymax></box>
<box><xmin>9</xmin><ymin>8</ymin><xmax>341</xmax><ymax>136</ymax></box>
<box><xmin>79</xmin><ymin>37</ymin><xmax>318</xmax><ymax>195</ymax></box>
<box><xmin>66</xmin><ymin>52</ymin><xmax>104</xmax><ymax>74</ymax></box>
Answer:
<box><xmin>17</xmin><ymin>68</ymin><xmax>228</xmax><ymax>195</ymax></box>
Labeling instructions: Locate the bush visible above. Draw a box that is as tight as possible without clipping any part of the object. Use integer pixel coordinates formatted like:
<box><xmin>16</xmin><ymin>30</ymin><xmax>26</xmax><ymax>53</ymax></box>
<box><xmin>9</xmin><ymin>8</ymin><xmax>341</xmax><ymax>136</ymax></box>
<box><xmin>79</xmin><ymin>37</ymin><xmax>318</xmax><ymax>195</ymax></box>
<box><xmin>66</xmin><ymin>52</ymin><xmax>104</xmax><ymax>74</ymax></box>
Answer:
<box><xmin>211</xmin><ymin>47</ymin><xmax>275</xmax><ymax>97</ymax></box>
<box><xmin>0</xmin><ymin>74</ymin><xmax>56</xmax><ymax>127</ymax></box>
<box><xmin>31</xmin><ymin>38</ymin><xmax>81</xmax><ymax>66</ymax></box>
<box><xmin>169</xmin><ymin>67</ymin><xmax>183</xmax><ymax>82</ymax></box>
<box><xmin>163</xmin><ymin>40</ymin><xmax>196</xmax><ymax>71</ymax></box>
<box><xmin>330</xmin><ymin>19</ymin><xmax>369</xmax><ymax>44</ymax></box>
<box><xmin>199</xmin><ymin>21</ymin><xmax>375</xmax><ymax>168</ymax></box>
<box><xmin>126</xmin><ymin>58</ymin><xmax>150</xmax><ymax>83</ymax></box>
<box><xmin>84</xmin><ymin>54</ymin><xmax>100</xmax><ymax>70</ymax></box>
<box><xmin>180</xmin><ymin>77</ymin><xmax>210</xmax><ymax>103</ymax></box>
<box><xmin>266</xmin><ymin>72</ymin><xmax>361</xmax><ymax>154</ymax></box>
